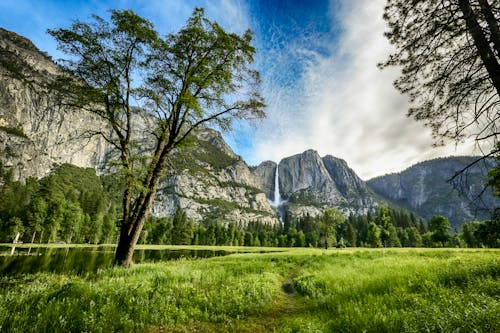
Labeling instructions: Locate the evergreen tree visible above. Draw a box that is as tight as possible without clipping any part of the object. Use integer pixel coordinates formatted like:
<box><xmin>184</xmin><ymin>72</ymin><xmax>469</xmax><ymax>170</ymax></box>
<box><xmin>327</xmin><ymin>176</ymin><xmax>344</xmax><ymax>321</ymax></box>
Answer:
<box><xmin>172</xmin><ymin>208</ymin><xmax>193</xmax><ymax>245</ymax></box>
<box><xmin>319</xmin><ymin>208</ymin><xmax>345</xmax><ymax>249</ymax></box>
<box><xmin>407</xmin><ymin>227</ymin><xmax>423</xmax><ymax>247</ymax></box>
<box><xmin>429</xmin><ymin>215</ymin><xmax>451</xmax><ymax>247</ymax></box>
<box><xmin>387</xmin><ymin>223</ymin><xmax>402</xmax><ymax>247</ymax></box>
<box><xmin>367</xmin><ymin>222</ymin><xmax>382</xmax><ymax>248</ymax></box>
<box><xmin>346</xmin><ymin>223</ymin><xmax>357</xmax><ymax>247</ymax></box>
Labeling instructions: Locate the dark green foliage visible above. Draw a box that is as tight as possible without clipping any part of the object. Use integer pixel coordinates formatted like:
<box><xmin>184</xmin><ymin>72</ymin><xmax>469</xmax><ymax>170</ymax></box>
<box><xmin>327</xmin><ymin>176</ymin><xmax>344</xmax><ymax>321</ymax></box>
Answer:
<box><xmin>172</xmin><ymin>208</ymin><xmax>194</xmax><ymax>245</ymax></box>
<box><xmin>0</xmin><ymin>164</ymin><xmax>118</xmax><ymax>244</ymax></box>
<box><xmin>318</xmin><ymin>208</ymin><xmax>345</xmax><ymax>249</ymax></box>
<box><xmin>367</xmin><ymin>222</ymin><xmax>382</xmax><ymax>248</ymax></box>
<box><xmin>429</xmin><ymin>215</ymin><xmax>452</xmax><ymax>247</ymax></box>
<box><xmin>462</xmin><ymin>219</ymin><xmax>500</xmax><ymax>248</ymax></box>
<box><xmin>0</xmin><ymin>126</ymin><xmax>29</xmax><ymax>139</ymax></box>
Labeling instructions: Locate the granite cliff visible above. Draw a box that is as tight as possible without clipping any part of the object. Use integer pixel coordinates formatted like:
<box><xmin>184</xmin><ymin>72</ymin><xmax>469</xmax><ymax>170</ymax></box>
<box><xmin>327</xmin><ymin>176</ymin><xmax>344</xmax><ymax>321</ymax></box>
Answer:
<box><xmin>1</xmin><ymin>27</ymin><xmax>498</xmax><ymax>227</ymax></box>
<box><xmin>251</xmin><ymin>150</ymin><xmax>382</xmax><ymax>218</ymax></box>
<box><xmin>367</xmin><ymin>157</ymin><xmax>498</xmax><ymax>227</ymax></box>
<box><xmin>0</xmin><ymin>27</ymin><xmax>278</xmax><ymax>225</ymax></box>
<box><xmin>0</xmin><ymin>27</ymin><xmax>108</xmax><ymax>180</ymax></box>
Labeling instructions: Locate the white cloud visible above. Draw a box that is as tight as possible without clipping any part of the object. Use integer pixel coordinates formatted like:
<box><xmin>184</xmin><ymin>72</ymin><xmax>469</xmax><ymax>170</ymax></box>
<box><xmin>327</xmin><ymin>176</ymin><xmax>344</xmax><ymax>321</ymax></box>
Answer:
<box><xmin>249</xmin><ymin>0</ymin><xmax>476</xmax><ymax>179</ymax></box>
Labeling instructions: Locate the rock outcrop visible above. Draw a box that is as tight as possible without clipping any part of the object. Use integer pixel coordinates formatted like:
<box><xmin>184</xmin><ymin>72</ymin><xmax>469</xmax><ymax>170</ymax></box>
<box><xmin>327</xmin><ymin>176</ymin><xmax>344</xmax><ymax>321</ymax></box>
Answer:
<box><xmin>367</xmin><ymin>157</ymin><xmax>498</xmax><ymax>227</ymax></box>
<box><xmin>252</xmin><ymin>150</ymin><xmax>382</xmax><ymax>218</ymax></box>
<box><xmin>251</xmin><ymin>160</ymin><xmax>276</xmax><ymax>201</ymax></box>
<box><xmin>0</xmin><ymin>28</ymin><xmax>109</xmax><ymax>180</ymax></box>
<box><xmin>152</xmin><ymin>128</ymin><xmax>279</xmax><ymax>225</ymax></box>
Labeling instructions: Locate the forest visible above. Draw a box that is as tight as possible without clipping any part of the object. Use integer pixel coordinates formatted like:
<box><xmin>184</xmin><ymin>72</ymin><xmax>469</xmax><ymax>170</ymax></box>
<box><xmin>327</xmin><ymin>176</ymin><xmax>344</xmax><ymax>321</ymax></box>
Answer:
<box><xmin>1</xmin><ymin>163</ymin><xmax>498</xmax><ymax>248</ymax></box>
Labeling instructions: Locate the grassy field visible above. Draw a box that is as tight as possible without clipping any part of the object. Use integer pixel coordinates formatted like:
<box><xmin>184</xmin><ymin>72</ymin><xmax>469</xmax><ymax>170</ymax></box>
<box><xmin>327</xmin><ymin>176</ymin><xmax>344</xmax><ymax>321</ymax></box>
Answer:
<box><xmin>0</xmin><ymin>247</ymin><xmax>498</xmax><ymax>332</ymax></box>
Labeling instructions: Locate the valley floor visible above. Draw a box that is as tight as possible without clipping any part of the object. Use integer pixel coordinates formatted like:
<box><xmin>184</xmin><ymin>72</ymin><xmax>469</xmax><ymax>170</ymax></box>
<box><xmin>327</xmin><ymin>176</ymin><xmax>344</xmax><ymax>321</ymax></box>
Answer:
<box><xmin>0</xmin><ymin>247</ymin><xmax>498</xmax><ymax>332</ymax></box>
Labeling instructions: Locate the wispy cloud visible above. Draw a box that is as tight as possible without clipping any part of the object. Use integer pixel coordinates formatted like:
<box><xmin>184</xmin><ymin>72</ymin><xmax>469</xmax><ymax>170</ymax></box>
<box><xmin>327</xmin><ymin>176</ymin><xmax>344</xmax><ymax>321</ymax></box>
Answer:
<box><xmin>1</xmin><ymin>0</ymin><xmax>478</xmax><ymax>179</ymax></box>
<box><xmin>248</xmin><ymin>0</ymin><xmax>475</xmax><ymax>179</ymax></box>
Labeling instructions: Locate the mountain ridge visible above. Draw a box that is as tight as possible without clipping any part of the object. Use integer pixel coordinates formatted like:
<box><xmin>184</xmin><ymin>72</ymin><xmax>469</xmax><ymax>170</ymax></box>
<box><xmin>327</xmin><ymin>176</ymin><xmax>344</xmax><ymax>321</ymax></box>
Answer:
<box><xmin>1</xmin><ymin>27</ymin><xmax>498</xmax><ymax>227</ymax></box>
<box><xmin>367</xmin><ymin>156</ymin><xmax>498</xmax><ymax>227</ymax></box>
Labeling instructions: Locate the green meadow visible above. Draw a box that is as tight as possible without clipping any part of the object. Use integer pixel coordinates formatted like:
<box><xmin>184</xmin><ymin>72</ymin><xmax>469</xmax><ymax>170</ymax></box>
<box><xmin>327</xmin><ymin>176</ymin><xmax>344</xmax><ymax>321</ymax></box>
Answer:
<box><xmin>0</xmin><ymin>247</ymin><xmax>498</xmax><ymax>332</ymax></box>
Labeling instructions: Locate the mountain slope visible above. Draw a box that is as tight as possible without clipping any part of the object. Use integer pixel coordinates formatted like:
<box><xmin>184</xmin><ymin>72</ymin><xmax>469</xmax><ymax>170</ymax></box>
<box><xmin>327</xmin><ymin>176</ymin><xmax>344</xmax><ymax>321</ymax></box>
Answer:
<box><xmin>0</xmin><ymin>27</ymin><xmax>109</xmax><ymax>180</ymax></box>
<box><xmin>0</xmin><ymin>27</ymin><xmax>279</xmax><ymax>226</ymax></box>
<box><xmin>367</xmin><ymin>157</ymin><xmax>498</xmax><ymax>227</ymax></box>
<box><xmin>251</xmin><ymin>150</ymin><xmax>384</xmax><ymax>218</ymax></box>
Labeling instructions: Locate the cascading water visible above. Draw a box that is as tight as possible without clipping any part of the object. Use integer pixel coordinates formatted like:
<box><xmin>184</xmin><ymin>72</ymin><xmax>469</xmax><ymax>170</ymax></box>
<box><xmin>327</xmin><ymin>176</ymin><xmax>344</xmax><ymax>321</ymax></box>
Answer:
<box><xmin>270</xmin><ymin>163</ymin><xmax>285</xmax><ymax>222</ymax></box>
<box><xmin>272</xmin><ymin>164</ymin><xmax>281</xmax><ymax>207</ymax></box>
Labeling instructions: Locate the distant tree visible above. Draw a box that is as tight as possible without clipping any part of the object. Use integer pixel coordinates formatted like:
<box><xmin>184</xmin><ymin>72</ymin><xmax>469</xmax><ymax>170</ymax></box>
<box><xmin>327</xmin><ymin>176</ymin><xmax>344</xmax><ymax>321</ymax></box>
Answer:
<box><xmin>407</xmin><ymin>226</ymin><xmax>423</xmax><ymax>247</ymax></box>
<box><xmin>377</xmin><ymin>206</ymin><xmax>392</xmax><ymax>246</ymax></box>
<box><xmin>8</xmin><ymin>217</ymin><xmax>24</xmax><ymax>243</ymax></box>
<box><xmin>26</xmin><ymin>197</ymin><xmax>48</xmax><ymax>243</ymax></box>
<box><xmin>429</xmin><ymin>215</ymin><xmax>451</xmax><ymax>247</ymax></box>
<box><xmin>473</xmin><ymin>219</ymin><xmax>500</xmax><ymax>247</ymax></box>
<box><xmin>461</xmin><ymin>221</ymin><xmax>478</xmax><ymax>247</ymax></box>
<box><xmin>346</xmin><ymin>223</ymin><xmax>357</xmax><ymax>247</ymax></box>
<box><xmin>319</xmin><ymin>208</ymin><xmax>345</xmax><ymax>249</ymax></box>
<box><xmin>60</xmin><ymin>201</ymin><xmax>84</xmax><ymax>243</ymax></box>
<box><xmin>381</xmin><ymin>0</ymin><xmax>500</xmax><ymax>152</ymax></box>
<box><xmin>172</xmin><ymin>208</ymin><xmax>193</xmax><ymax>245</ymax></box>
<box><xmin>367</xmin><ymin>221</ymin><xmax>382</xmax><ymax>248</ymax></box>
<box><xmin>397</xmin><ymin>227</ymin><xmax>410</xmax><ymax>247</ymax></box>
<box><xmin>387</xmin><ymin>223</ymin><xmax>402</xmax><ymax>247</ymax></box>
<box><xmin>295</xmin><ymin>230</ymin><xmax>306</xmax><ymax>247</ymax></box>
<box><xmin>49</xmin><ymin>8</ymin><xmax>264</xmax><ymax>267</ymax></box>
<box><xmin>377</xmin><ymin>206</ymin><xmax>391</xmax><ymax>228</ymax></box>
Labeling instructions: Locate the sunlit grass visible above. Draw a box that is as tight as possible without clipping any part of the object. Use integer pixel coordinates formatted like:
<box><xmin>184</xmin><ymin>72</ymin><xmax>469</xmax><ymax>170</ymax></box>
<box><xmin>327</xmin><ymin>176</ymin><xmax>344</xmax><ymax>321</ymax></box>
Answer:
<box><xmin>0</xmin><ymin>248</ymin><xmax>498</xmax><ymax>332</ymax></box>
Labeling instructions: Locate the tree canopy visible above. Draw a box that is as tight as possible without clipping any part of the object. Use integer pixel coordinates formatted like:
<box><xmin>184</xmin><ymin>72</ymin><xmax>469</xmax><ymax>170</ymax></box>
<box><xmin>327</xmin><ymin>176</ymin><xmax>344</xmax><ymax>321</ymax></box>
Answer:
<box><xmin>319</xmin><ymin>208</ymin><xmax>345</xmax><ymax>249</ymax></box>
<box><xmin>381</xmin><ymin>0</ymin><xmax>500</xmax><ymax>152</ymax></box>
<box><xmin>48</xmin><ymin>8</ymin><xmax>265</xmax><ymax>267</ymax></box>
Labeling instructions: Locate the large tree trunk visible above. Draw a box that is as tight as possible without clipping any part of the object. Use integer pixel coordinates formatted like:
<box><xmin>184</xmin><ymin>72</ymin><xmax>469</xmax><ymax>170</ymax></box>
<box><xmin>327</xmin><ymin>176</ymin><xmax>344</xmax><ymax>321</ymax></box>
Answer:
<box><xmin>113</xmin><ymin>161</ymin><xmax>166</xmax><ymax>267</ymax></box>
<box><xmin>114</xmin><ymin>193</ymin><xmax>157</xmax><ymax>267</ymax></box>
<box><xmin>458</xmin><ymin>0</ymin><xmax>500</xmax><ymax>97</ymax></box>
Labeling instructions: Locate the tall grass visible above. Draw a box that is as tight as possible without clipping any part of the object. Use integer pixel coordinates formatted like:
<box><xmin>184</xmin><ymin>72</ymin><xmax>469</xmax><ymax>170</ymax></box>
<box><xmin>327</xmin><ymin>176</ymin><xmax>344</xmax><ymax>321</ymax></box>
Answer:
<box><xmin>0</xmin><ymin>248</ymin><xmax>498</xmax><ymax>332</ymax></box>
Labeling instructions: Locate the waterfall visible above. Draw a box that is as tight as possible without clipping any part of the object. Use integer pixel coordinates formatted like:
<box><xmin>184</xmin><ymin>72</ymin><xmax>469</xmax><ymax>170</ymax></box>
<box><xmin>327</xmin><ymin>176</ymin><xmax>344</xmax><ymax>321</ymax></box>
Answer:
<box><xmin>272</xmin><ymin>164</ymin><xmax>281</xmax><ymax>207</ymax></box>
<box><xmin>268</xmin><ymin>162</ymin><xmax>285</xmax><ymax>222</ymax></box>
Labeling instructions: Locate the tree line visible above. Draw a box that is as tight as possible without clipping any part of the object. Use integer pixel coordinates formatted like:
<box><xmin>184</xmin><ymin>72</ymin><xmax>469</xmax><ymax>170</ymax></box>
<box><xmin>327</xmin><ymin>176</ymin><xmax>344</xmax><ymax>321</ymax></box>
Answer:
<box><xmin>0</xmin><ymin>163</ymin><xmax>119</xmax><ymax>244</ymax></box>
<box><xmin>2</xmin><ymin>163</ymin><xmax>497</xmax><ymax>248</ymax></box>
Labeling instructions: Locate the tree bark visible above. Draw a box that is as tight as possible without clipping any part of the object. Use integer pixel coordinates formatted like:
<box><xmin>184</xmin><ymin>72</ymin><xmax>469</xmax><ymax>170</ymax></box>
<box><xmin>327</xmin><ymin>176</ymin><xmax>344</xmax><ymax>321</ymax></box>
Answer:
<box><xmin>113</xmin><ymin>152</ymin><xmax>169</xmax><ymax>267</ymax></box>
<box><xmin>478</xmin><ymin>0</ymin><xmax>500</xmax><ymax>58</ymax></box>
<box><xmin>458</xmin><ymin>0</ymin><xmax>500</xmax><ymax>97</ymax></box>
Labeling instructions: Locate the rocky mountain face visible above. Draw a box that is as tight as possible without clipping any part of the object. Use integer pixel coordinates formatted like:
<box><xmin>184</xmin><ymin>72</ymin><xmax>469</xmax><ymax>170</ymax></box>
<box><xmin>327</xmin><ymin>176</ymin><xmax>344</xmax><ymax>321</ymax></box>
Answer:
<box><xmin>367</xmin><ymin>157</ymin><xmax>498</xmax><ymax>227</ymax></box>
<box><xmin>2</xmin><ymin>28</ymin><xmax>498</xmax><ymax>227</ymax></box>
<box><xmin>250</xmin><ymin>150</ymin><xmax>383</xmax><ymax>218</ymax></box>
<box><xmin>251</xmin><ymin>160</ymin><xmax>276</xmax><ymax>201</ymax></box>
<box><xmin>0</xmin><ymin>28</ymin><xmax>279</xmax><ymax>226</ymax></box>
<box><xmin>0</xmin><ymin>28</ymin><xmax>109</xmax><ymax>180</ymax></box>
<box><xmin>152</xmin><ymin>128</ymin><xmax>279</xmax><ymax>225</ymax></box>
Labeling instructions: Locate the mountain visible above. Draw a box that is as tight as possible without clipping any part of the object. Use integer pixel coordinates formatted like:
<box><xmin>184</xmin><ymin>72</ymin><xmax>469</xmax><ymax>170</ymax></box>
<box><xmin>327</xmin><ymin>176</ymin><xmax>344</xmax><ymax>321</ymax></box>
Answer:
<box><xmin>251</xmin><ymin>150</ymin><xmax>383</xmax><ymax>218</ymax></box>
<box><xmin>367</xmin><ymin>157</ymin><xmax>498</xmax><ymax>227</ymax></box>
<box><xmin>1</xmin><ymin>27</ymin><xmax>498</xmax><ymax>228</ymax></box>
<box><xmin>0</xmin><ymin>27</ymin><xmax>108</xmax><ymax>180</ymax></box>
<box><xmin>0</xmin><ymin>27</ymin><xmax>278</xmax><ymax>226</ymax></box>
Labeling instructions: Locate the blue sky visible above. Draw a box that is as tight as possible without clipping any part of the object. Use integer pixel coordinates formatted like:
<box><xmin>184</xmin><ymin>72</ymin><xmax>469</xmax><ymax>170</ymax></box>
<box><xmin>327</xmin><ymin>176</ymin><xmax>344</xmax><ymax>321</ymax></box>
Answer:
<box><xmin>0</xmin><ymin>0</ymin><xmax>475</xmax><ymax>178</ymax></box>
